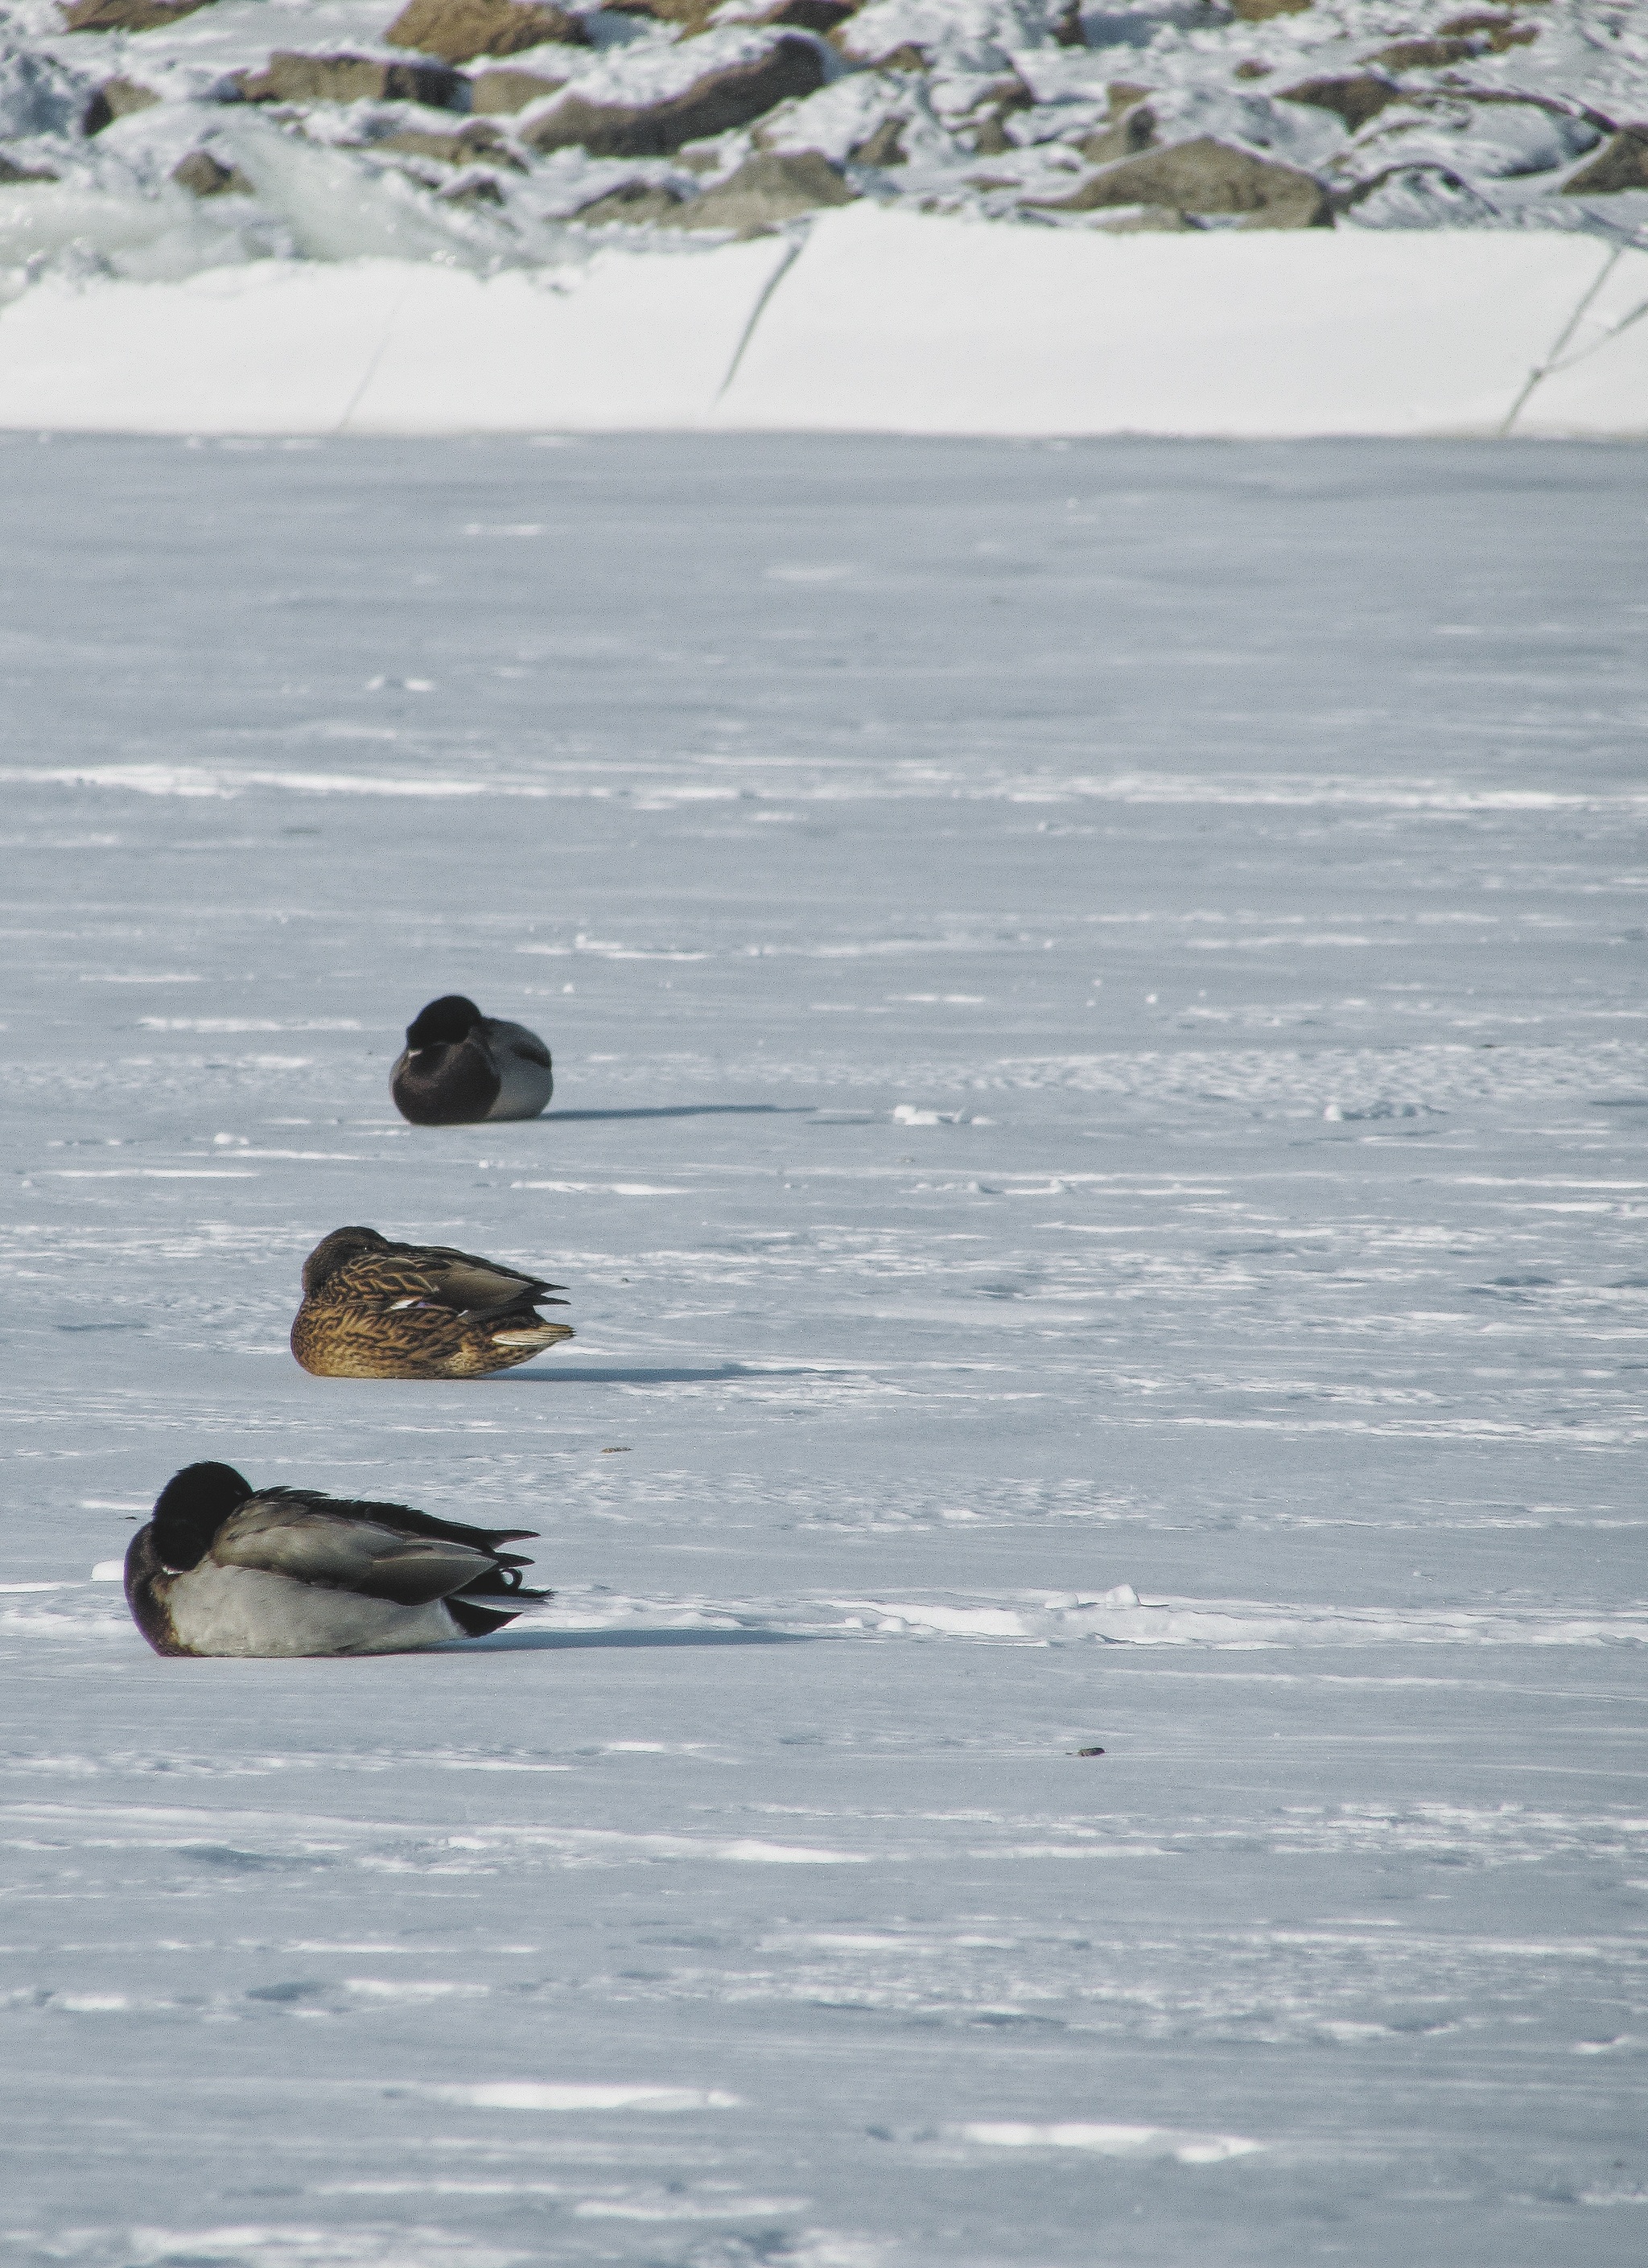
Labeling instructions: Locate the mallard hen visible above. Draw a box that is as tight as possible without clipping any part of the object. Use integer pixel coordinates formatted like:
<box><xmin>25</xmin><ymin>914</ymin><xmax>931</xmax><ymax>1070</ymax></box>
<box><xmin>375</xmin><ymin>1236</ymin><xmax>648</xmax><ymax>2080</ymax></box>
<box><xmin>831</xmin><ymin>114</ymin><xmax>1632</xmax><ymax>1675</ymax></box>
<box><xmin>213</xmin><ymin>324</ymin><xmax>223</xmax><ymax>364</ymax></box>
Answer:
<box><xmin>125</xmin><ymin>1460</ymin><xmax>550</xmax><ymax>1657</ymax></box>
<box><xmin>290</xmin><ymin>1225</ymin><xmax>575</xmax><ymax>1380</ymax></box>
<box><xmin>391</xmin><ymin>994</ymin><xmax>553</xmax><ymax>1126</ymax></box>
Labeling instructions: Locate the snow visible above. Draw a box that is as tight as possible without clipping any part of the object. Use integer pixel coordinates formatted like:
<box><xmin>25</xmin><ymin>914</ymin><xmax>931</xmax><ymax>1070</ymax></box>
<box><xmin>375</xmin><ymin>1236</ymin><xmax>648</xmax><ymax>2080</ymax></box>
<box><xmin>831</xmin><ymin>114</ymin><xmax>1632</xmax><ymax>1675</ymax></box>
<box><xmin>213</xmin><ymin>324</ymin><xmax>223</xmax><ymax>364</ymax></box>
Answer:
<box><xmin>2</xmin><ymin>212</ymin><xmax>1646</xmax><ymax>435</ymax></box>
<box><xmin>2</xmin><ymin>431</ymin><xmax>1646</xmax><ymax>2262</ymax></box>
<box><xmin>3</xmin><ymin>0</ymin><xmax>1648</xmax><ymax>436</ymax></box>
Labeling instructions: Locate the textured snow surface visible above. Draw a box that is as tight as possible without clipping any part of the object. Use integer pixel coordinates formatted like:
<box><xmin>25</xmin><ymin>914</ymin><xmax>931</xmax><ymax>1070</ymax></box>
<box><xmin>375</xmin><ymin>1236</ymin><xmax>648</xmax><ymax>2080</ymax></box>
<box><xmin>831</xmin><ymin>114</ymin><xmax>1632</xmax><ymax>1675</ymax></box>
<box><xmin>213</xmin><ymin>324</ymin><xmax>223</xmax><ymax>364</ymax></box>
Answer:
<box><xmin>1</xmin><ymin>434</ymin><xmax>1646</xmax><ymax>2264</ymax></box>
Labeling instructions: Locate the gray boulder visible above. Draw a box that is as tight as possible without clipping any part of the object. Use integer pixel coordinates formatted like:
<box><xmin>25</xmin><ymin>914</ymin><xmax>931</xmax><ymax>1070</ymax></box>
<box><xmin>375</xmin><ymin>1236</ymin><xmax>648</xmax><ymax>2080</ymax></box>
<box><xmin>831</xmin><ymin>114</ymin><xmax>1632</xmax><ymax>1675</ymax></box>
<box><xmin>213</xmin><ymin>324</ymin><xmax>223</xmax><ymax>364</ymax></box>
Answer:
<box><xmin>470</xmin><ymin>68</ymin><xmax>569</xmax><ymax>113</ymax></box>
<box><xmin>378</xmin><ymin>121</ymin><xmax>525</xmax><ymax>167</ymax></box>
<box><xmin>1078</xmin><ymin>104</ymin><xmax>1156</xmax><ymax>165</ymax></box>
<box><xmin>1036</xmin><ymin>136</ymin><xmax>1332</xmax><ymax>228</ymax></box>
<box><xmin>666</xmin><ymin>146</ymin><xmax>854</xmax><ymax>228</ymax></box>
<box><xmin>572</xmin><ymin>179</ymin><xmax>686</xmax><ymax>224</ymax></box>
<box><xmin>850</xmin><ymin>114</ymin><xmax>906</xmax><ymax>167</ymax></box>
<box><xmin>1279</xmin><ymin>75</ymin><xmax>1402</xmax><ymax>133</ymax></box>
<box><xmin>171</xmin><ymin>149</ymin><xmax>253</xmax><ymax>195</ymax></box>
<box><xmin>522</xmin><ymin>35</ymin><xmax>824</xmax><ymax>158</ymax></box>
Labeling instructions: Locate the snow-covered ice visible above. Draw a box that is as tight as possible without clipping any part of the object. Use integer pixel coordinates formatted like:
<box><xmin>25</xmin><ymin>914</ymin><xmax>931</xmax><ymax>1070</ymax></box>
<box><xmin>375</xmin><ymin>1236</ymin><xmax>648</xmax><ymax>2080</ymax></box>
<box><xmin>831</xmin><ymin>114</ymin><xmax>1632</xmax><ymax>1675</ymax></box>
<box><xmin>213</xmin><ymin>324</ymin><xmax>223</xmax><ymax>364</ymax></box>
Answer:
<box><xmin>0</xmin><ymin>433</ymin><xmax>1645</xmax><ymax>2264</ymax></box>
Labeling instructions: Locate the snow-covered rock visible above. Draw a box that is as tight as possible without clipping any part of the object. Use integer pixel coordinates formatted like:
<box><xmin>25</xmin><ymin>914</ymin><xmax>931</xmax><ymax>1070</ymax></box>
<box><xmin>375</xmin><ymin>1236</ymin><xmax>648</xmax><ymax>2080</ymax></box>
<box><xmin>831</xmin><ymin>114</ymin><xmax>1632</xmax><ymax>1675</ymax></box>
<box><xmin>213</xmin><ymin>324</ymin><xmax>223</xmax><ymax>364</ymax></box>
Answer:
<box><xmin>1036</xmin><ymin>134</ymin><xmax>1332</xmax><ymax>227</ymax></box>
<box><xmin>383</xmin><ymin>0</ymin><xmax>588</xmax><ymax>64</ymax></box>
<box><xmin>521</xmin><ymin>30</ymin><xmax>826</xmax><ymax>154</ymax></box>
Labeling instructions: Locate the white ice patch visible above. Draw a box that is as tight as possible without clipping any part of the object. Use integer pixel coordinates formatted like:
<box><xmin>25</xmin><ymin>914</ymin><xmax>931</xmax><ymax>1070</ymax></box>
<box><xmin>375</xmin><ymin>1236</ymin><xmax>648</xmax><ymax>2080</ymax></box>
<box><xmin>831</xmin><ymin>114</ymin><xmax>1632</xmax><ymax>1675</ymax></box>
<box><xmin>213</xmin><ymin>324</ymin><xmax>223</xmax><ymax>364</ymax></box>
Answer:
<box><xmin>526</xmin><ymin>1587</ymin><xmax>1648</xmax><ymax>1649</ymax></box>
<box><xmin>958</xmin><ymin>2121</ymin><xmax>1263</xmax><ymax>2164</ymax></box>
<box><xmin>31</xmin><ymin>2231</ymin><xmax>527</xmax><ymax>2268</ymax></box>
<box><xmin>410</xmin><ymin>2082</ymin><xmax>741</xmax><ymax>2112</ymax></box>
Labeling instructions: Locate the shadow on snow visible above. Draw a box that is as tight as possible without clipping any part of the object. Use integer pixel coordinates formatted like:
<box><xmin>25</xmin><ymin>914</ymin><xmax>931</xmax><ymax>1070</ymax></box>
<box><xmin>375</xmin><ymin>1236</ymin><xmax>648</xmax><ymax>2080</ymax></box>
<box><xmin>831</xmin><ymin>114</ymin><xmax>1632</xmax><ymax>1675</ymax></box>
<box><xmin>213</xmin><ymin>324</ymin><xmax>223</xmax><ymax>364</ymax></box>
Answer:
<box><xmin>451</xmin><ymin>1627</ymin><xmax>815</xmax><ymax>1653</ymax></box>
<box><xmin>542</xmin><ymin>1105</ymin><xmax>812</xmax><ymax>1124</ymax></box>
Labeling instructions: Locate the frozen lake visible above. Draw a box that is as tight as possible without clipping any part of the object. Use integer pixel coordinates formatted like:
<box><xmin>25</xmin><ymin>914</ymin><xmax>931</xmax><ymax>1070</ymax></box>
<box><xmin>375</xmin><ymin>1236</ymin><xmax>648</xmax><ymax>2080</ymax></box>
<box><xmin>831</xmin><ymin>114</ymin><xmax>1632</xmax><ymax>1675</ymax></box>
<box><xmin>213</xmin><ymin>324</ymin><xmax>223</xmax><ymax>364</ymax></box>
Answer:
<box><xmin>1</xmin><ymin>434</ymin><xmax>1644</xmax><ymax>2266</ymax></box>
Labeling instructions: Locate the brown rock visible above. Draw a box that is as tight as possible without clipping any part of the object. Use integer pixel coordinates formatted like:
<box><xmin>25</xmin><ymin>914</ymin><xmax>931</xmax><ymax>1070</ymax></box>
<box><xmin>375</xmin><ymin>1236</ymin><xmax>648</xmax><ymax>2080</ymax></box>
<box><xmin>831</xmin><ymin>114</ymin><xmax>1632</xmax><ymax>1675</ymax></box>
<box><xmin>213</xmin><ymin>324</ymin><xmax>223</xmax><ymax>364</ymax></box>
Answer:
<box><xmin>1106</xmin><ymin>81</ymin><xmax>1152</xmax><ymax>117</ymax></box>
<box><xmin>1364</xmin><ymin>37</ymin><xmax>1480</xmax><ymax>71</ymax></box>
<box><xmin>234</xmin><ymin>51</ymin><xmax>466</xmax><ymax>109</ymax></box>
<box><xmin>1234</xmin><ymin>61</ymin><xmax>1274</xmax><ymax>80</ymax></box>
<box><xmin>470</xmin><ymin>67</ymin><xmax>566</xmax><ymax>113</ymax></box>
<box><xmin>758</xmin><ymin>2</ymin><xmax>856</xmax><ymax>25</ymax></box>
<box><xmin>1437</xmin><ymin>9</ymin><xmax>1538</xmax><ymax>43</ymax></box>
<box><xmin>608</xmin><ymin>0</ymin><xmax>855</xmax><ymax>26</ymax></box>
<box><xmin>521</xmin><ymin>35</ymin><xmax>825</xmax><ymax>158</ymax></box>
<box><xmin>1279</xmin><ymin>74</ymin><xmax>1403</xmax><ymax>132</ymax></box>
<box><xmin>62</xmin><ymin>0</ymin><xmax>212</xmax><ymax>27</ymax></box>
<box><xmin>573</xmin><ymin>179</ymin><xmax>686</xmax><ymax>224</ymax></box>
<box><xmin>379</xmin><ymin>121</ymin><xmax>525</xmax><ymax>167</ymax></box>
<box><xmin>666</xmin><ymin>146</ymin><xmax>854</xmax><ymax>229</ymax></box>
<box><xmin>383</xmin><ymin>0</ymin><xmax>587</xmax><ymax>66</ymax></box>
<box><xmin>1561</xmin><ymin>128</ymin><xmax>1648</xmax><ymax>195</ymax></box>
<box><xmin>1078</xmin><ymin>104</ymin><xmax>1156</xmax><ymax>164</ymax></box>
<box><xmin>443</xmin><ymin>174</ymin><xmax>505</xmax><ymax>204</ymax></box>
<box><xmin>82</xmin><ymin>76</ymin><xmax>162</xmax><ymax>134</ymax></box>
<box><xmin>1228</xmin><ymin>0</ymin><xmax>1311</xmax><ymax>17</ymax></box>
<box><xmin>603</xmin><ymin>0</ymin><xmax>712</xmax><ymax>23</ymax></box>
<box><xmin>0</xmin><ymin>154</ymin><xmax>58</xmax><ymax>182</ymax></box>
<box><xmin>851</xmin><ymin>114</ymin><xmax>906</xmax><ymax>166</ymax></box>
<box><xmin>1036</xmin><ymin>136</ymin><xmax>1331</xmax><ymax>227</ymax></box>
<box><xmin>171</xmin><ymin>149</ymin><xmax>253</xmax><ymax>195</ymax></box>
<box><xmin>966</xmin><ymin>72</ymin><xmax>1032</xmax><ymax>154</ymax></box>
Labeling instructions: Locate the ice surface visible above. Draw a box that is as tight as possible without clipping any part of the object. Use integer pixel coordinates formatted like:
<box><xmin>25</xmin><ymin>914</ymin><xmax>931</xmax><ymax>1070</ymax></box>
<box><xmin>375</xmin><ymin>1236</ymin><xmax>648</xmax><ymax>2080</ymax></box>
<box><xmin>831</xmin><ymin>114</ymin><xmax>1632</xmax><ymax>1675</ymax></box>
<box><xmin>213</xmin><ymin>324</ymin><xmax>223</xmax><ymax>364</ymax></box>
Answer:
<box><xmin>0</xmin><ymin>434</ymin><xmax>1645</xmax><ymax>2264</ymax></box>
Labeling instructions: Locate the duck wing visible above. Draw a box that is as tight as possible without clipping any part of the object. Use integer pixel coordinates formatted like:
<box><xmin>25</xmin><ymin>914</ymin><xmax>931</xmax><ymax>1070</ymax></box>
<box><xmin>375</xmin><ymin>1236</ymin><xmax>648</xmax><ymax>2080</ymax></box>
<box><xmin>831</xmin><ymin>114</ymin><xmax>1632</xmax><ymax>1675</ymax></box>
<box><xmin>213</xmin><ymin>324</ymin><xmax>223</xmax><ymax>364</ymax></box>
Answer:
<box><xmin>483</xmin><ymin>1019</ymin><xmax>551</xmax><ymax>1069</ymax></box>
<box><xmin>212</xmin><ymin>1494</ymin><xmax>509</xmax><ymax>1607</ymax></box>
<box><xmin>382</xmin><ymin>1243</ymin><xmax>568</xmax><ymax>1314</ymax></box>
<box><xmin>327</xmin><ymin>1249</ymin><xmax>565</xmax><ymax>1319</ymax></box>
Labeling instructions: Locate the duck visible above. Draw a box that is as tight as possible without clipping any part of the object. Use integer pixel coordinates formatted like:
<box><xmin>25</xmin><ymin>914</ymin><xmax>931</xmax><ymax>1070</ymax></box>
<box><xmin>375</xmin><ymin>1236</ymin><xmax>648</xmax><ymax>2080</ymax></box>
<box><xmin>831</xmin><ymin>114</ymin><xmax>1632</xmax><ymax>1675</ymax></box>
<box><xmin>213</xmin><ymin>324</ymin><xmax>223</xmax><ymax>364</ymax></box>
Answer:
<box><xmin>290</xmin><ymin>1225</ymin><xmax>575</xmax><ymax>1381</ymax></box>
<box><xmin>124</xmin><ymin>1460</ymin><xmax>550</xmax><ymax>1658</ymax></box>
<box><xmin>391</xmin><ymin>995</ymin><xmax>553</xmax><ymax>1126</ymax></box>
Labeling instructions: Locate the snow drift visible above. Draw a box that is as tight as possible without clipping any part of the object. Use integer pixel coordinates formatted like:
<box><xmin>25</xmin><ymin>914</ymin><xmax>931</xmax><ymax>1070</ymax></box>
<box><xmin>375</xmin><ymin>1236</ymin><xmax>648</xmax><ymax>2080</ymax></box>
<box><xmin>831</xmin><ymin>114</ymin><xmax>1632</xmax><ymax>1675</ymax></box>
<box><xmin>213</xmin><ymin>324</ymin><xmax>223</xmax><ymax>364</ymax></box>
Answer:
<box><xmin>1</xmin><ymin>203</ymin><xmax>1645</xmax><ymax>434</ymax></box>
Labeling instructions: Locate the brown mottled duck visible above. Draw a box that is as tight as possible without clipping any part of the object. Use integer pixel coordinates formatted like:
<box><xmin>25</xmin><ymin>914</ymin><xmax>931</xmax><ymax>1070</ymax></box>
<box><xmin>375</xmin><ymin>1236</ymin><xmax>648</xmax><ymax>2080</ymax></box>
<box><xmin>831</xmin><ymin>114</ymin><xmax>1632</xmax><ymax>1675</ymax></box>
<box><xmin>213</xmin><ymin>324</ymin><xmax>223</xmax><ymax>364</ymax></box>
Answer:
<box><xmin>290</xmin><ymin>1225</ymin><xmax>574</xmax><ymax>1381</ymax></box>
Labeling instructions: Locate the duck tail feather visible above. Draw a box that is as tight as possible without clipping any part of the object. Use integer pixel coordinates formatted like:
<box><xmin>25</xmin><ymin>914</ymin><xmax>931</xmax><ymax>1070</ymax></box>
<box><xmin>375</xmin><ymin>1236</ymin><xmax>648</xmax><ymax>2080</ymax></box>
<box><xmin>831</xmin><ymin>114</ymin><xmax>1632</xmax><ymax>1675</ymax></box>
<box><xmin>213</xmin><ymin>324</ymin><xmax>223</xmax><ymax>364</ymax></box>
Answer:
<box><xmin>445</xmin><ymin>1599</ymin><xmax>523</xmax><ymax>1638</ymax></box>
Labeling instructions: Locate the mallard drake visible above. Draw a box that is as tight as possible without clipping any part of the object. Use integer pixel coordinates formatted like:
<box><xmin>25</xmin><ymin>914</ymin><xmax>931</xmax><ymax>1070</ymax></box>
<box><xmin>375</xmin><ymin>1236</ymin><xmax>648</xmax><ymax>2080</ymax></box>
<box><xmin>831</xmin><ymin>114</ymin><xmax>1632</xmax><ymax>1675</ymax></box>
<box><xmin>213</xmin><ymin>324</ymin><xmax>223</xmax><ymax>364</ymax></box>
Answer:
<box><xmin>391</xmin><ymin>995</ymin><xmax>553</xmax><ymax>1126</ymax></box>
<box><xmin>124</xmin><ymin>1460</ymin><xmax>550</xmax><ymax>1658</ymax></box>
<box><xmin>291</xmin><ymin>1225</ymin><xmax>575</xmax><ymax>1381</ymax></box>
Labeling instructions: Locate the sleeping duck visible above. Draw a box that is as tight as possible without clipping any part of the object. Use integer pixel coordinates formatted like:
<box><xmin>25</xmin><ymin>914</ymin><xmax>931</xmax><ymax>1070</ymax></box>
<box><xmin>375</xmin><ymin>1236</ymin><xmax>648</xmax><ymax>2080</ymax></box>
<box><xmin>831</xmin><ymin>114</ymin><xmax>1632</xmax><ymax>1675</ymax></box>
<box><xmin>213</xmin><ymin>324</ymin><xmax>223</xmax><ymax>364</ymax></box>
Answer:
<box><xmin>391</xmin><ymin>995</ymin><xmax>553</xmax><ymax>1126</ymax></box>
<box><xmin>291</xmin><ymin>1225</ymin><xmax>575</xmax><ymax>1381</ymax></box>
<box><xmin>125</xmin><ymin>1461</ymin><xmax>550</xmax><ymax>1657</ymax></box>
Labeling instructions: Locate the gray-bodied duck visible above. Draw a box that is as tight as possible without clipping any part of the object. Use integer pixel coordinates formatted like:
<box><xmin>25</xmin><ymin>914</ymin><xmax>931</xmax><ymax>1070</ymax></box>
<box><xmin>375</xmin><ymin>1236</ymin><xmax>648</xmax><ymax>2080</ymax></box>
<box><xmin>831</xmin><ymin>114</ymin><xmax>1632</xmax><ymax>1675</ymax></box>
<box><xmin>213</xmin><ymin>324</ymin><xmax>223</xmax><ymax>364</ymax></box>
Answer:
<box><xmin>291</xmin><ymin>1225</ymin><xmax>574</xmax><ymax>1380</ymax></box>
<box><xmin>391</xmin><ymin>994</ymin><xmax>553</xmax><ymax>1126</ymax></box>
<box><xmin>125</xmin><ymin>1460</ymin><xmax>550</xmax><ymax>1658</ymax></box>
